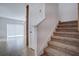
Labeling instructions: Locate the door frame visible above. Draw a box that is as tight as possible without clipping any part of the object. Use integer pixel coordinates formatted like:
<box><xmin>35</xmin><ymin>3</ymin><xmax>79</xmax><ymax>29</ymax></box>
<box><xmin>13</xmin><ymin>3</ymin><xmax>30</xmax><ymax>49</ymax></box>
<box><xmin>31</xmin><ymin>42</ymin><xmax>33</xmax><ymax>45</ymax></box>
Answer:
<box><xmin>26</xmin><ymin>5</ymin><xmax>29</xmax><ymax>47</ymax></box>
<box><xmin>23</xmin><ymin>4</ymin><xmax>29</xmax><ymax>56</ymax></box>
<box><xmin>25</xmin><ymin>4</ymin><xmax>36</xmax><ymax>56</ymax></box>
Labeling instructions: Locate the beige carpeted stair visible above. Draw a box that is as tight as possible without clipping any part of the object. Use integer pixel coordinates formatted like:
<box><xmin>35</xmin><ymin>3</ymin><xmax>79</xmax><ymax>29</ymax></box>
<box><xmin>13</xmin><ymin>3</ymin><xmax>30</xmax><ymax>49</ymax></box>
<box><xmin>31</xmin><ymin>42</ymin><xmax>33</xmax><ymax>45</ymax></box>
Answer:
<box><xmin>43</xmin><ymin>21</ymin><xmax>79</xmax><ymax>56</ymax></box>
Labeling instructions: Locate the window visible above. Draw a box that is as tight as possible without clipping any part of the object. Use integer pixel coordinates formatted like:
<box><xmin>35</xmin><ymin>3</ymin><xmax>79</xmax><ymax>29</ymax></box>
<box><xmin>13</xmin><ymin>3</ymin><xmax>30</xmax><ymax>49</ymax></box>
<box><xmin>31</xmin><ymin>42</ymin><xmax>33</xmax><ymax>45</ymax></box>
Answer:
<box><xmin>7</xmin><ymin>24</ymin><xmax>24</xmax><ymax>55</ymax></box>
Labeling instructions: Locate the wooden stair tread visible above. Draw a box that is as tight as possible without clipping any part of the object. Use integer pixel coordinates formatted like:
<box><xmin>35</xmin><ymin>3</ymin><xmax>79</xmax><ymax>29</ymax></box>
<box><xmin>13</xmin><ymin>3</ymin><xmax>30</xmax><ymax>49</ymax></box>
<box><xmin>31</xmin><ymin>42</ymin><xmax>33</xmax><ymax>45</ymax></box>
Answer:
<box><xmin>58</xmin><ymin>25</ymin><xmax>77</xmax><ymax>29</ymax></box>
<box><xmin>54</xmin><ymin>32</ymin><xmax>79</xmax><ymax>35</ymax></box>
<box><xmin>57</xmin><ymin>27</ymin><xmax>77</xmax><ymax>30</ymax></box>
<box><xmin>56</xmin><ymin>28</ymin><xmax>77</xmax><ymax>32</ymax></box>
<box><xmin>45</xmin><ymin>47</ymin><xmax>70</xmax><ymax>56</ymax></box>
<box><xmin>48</xmin><ymin>41</ymin><xmax>79</xmax><ymax>53</ymax></box>
<box><xmin>54</xmin><ymin>32</ymin><xmax>79</xmax><ymax>39</ymax></box>
<box><xmin>52</xmin><ymin>36</ymin><xmax>79</xmax><ymax>42</ymax></box>
<box><xmin>56</xmin><ymin>29</ymin><xmax>78</xmax><ymax>32</ymax></box>
<box><xmin>59</xmin><ymin>21</ymin><xmax>77</xmax><ymax>24</ymax></box>
<box><xmin>48</xmin><ymin>44</ymin><xmax>79</xmax><ymax>56</ymax></box>
<box><xmin>51</xmin><ymin>37</ymin><xmax>79</xmax><ymax>47</ymax></box>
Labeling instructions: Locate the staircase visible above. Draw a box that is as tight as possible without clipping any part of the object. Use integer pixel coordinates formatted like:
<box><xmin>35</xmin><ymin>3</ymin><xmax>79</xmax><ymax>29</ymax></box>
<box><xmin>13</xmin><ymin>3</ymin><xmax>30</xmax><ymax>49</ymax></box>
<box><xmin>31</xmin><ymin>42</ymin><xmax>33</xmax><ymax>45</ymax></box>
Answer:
<box><xmin>43</xmin><ymin>21</ymin><xmax>79</xmax><ymax>56</ymax></box>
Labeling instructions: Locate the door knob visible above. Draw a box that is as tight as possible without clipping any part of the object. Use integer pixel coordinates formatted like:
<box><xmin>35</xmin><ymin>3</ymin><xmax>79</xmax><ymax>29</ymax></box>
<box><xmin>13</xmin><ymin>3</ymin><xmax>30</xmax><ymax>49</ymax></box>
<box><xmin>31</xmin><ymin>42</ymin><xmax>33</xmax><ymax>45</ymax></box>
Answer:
<box><xmin>30</xmin><ymin>31</ymin><xmax>32</xmax><ymax>33</ymax></box>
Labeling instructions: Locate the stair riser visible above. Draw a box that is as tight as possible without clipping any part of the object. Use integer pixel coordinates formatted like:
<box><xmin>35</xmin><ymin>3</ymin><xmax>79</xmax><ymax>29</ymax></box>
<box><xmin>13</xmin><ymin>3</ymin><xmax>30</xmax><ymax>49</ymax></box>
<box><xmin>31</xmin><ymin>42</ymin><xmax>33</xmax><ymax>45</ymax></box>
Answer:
<box><xmin>54</xmin><ymin>33</ymin><xmax>79</xmax><ymax>39</ymax></box>
<box><xmin>58</xmin><ymin>24</ymin><xmax>78</xmax><ymax>27</ymax></box>
<box><xmin>56</xmin><ymin>29</ymin><xmax>77</xmax><ymax>32</ymax></box>
<box><xmin>57</xmin><ymin>25</ymin><xmax>78</xmax><ymax>28</ymax></box>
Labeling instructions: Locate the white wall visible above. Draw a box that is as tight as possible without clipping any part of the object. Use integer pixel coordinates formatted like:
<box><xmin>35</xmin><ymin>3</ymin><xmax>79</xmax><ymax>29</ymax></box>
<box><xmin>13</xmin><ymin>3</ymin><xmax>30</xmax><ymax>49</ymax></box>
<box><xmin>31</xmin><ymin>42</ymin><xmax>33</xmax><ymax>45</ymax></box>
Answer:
<box><xmin>29</xmin><ymin>3</ymin><xmax>45</xmax><ymax>26</ymax></box>
<box><xmin>58</xmin><ymin>3</ymin><xmax>78</xmax><ymax>22</ymax></box>
<box><xmin>0</xmin><ymin>3</ymin><xmax>25</xmax><ymax>21</ymax></box>
<box><xmin>0</xmin><ymin>20</ymin><xmax>7</xmax><ymax>39</ymax></box>
<box><xmin>29</xmin><ymin>3</ymin><xmax>45</xmax><ymax>55</ymax></box>
<box><xmin>37</xmin><ymin>3</ymin><xmax>59</xmax><ymax>55</ymax></box>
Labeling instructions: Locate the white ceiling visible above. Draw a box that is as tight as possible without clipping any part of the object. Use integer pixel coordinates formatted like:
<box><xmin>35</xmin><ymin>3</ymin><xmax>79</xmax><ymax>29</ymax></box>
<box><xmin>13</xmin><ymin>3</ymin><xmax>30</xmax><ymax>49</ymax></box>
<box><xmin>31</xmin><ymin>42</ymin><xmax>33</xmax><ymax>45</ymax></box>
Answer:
<box><xmin>0</xmin><ymin>3</ymin><xmax>26</xmax><ymax>21</ymax></box>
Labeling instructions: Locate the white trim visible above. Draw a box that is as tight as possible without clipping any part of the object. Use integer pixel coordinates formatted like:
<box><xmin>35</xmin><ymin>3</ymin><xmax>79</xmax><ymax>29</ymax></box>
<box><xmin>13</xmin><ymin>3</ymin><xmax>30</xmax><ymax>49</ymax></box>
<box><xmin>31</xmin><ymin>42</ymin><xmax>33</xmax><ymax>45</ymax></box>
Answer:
<box><xmin>0</xmin><ymin>16</ymin><xmax>24</xmax><ymax>22</ymax></box>
<box><xmin>7</xmin><ymin>35</ymin><xmax>24</xmax><ymax>38</ymax></box>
